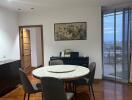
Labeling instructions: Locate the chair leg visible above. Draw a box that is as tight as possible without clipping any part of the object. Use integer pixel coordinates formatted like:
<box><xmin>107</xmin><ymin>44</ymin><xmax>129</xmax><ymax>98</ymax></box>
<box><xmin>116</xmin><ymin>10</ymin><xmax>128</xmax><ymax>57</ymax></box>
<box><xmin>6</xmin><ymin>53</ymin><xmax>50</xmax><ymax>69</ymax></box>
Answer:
<box><xmin>42</xmin><ymin>92</ymin><xmax>44</xmax><ymax>100</ymax></box>
<box><xmin>24</xmin><ymin>93</ymin><xmax>26</xmax><ymax>100</ymax></box>
<box><xmin>88</xmin><ymin>85</ymin><xmax>91</xmax><ymax>100</ymax></box>
<box><xmin>27</xmin><ymin>93</ymin><xmax>30</xmax><ymax>100</ymax></box>
<box><xmin>87</xmin><ymin>93</ymin><xmax>91</xmax><ymax>100</ymax></box>
<box><xmin>90</xmin><ymin>85</ymin><xmax>95</xmax><ymax>100</ymax></box>
<box><xmin>65</xmin><ymin>82</ymin><xmax>68</xmax><ymax>91</ymax></box>
<box><xmin>72</xmin><ymin>82</ymin><xmax>75</xmax><ymax>92</ymax></box>
<box><xmin>73</xmin><ymin>84</ymin><xmax>76</xmax><ymax>93</ymax></box>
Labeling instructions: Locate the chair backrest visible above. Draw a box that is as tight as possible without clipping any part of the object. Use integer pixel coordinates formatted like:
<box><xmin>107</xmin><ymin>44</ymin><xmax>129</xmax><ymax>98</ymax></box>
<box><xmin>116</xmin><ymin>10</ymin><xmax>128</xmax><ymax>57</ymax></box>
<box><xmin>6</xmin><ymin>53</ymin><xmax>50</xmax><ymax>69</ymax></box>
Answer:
<box><xmin>19</xmin><ymin>68</ymin><xmax>34</xmax><ymax>93</ymax></box>
<box><xmin>41</xmin><ymin>77</ymin><xmax>67</xmax><ymax>100</ymax></box>
<box><xmin>88</xmin><ymin>62</ymin><xmax>96</xmax><ymax>85</ymax></box>
<box><xmin>49</xmin><ymin>60</ymin><xmax>63</xmax><ymax>65</ymax></box>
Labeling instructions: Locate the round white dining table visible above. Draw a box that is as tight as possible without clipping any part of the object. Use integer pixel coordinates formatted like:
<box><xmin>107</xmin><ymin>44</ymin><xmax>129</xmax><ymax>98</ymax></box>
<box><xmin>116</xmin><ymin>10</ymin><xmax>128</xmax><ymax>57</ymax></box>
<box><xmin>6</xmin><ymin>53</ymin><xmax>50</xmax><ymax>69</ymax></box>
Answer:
<box><xmin>32</xmin><ymin>65</ymin><xmax>90</xmax><ymax>80</ymax></box>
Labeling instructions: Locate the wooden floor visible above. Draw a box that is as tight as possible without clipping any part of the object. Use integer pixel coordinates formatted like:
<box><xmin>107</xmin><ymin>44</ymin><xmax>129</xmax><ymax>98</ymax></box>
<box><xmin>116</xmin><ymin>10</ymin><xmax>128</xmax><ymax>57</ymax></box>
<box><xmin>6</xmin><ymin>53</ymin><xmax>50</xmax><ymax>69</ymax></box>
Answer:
<box><xmin>1</xmin><ymin>75</ymin><xmax>132</xmax><ymax>100</ymax></box>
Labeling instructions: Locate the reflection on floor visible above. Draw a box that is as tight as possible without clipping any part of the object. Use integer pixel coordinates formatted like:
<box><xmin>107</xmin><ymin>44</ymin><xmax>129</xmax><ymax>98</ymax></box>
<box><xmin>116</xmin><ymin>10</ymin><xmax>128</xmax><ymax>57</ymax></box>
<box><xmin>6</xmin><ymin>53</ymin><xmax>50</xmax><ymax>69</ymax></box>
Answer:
<box><xmin>104</xmin><ymin>64</ymin><xmax>128</xmax><ymax>80</ymax></box>
<box><xmin>1</xmin><ymin>75</ymin><xmax>132</xmax><ymax>100</ymax></box>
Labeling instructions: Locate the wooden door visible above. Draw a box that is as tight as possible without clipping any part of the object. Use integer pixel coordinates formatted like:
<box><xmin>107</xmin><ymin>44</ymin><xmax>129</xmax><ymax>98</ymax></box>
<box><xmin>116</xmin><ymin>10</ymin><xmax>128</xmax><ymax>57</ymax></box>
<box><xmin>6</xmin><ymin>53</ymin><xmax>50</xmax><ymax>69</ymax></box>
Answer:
<box><xmin>20</xmin><ymin>29</ymin><xmax>31</xmax><ymax>73</ymax></box>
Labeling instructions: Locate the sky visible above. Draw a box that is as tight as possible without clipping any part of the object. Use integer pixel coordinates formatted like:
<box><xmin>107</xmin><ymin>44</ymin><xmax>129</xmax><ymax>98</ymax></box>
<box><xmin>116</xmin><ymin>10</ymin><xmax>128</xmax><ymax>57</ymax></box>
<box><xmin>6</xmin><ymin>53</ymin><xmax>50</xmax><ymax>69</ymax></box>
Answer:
<box><xmin>103</xmin><ymin>12</ymin><xmax>123</xmax><ymax>42</ymax></box>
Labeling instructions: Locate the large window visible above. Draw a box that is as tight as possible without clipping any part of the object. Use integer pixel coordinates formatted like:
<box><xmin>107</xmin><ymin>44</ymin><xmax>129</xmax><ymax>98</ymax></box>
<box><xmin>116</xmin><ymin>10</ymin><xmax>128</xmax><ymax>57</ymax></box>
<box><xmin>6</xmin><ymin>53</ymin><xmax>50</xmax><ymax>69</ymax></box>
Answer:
<box><xmin>103</xmin><ymin>10</ymin><xmax>129</xmax><ymax>82</ymax></box>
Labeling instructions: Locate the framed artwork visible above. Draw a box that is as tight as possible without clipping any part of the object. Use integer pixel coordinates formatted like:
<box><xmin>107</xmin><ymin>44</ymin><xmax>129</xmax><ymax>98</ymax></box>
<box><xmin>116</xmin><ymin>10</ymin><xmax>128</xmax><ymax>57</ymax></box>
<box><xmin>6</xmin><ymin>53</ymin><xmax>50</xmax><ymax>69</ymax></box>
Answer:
<box><xmin>54</xmin><ymin>22</ymin><xmax>87</xmax><ymax>41</ymax></box>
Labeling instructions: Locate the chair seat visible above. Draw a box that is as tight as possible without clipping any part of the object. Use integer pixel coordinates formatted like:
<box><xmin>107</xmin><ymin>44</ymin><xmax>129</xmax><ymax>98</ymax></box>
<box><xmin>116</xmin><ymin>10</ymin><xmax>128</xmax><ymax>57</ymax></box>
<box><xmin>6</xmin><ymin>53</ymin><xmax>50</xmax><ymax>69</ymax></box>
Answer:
<box><xmin>31</xmin><ymin>83</ymin><xmax>42</xmax><ymax>93</ymax></box>
<box><xmin>36</xmin><ymin>83</ymin><xmax>42</xmax><ymax>90</ymax></box>
<box><xmin>83</xmin><ymin>78</ymin><xmax>89</xmax><ymax>83</ymax></box>
<box><xmin>66</xmin><ymin>92</ymin><xmax>74</xmax><ymax>100</ymax></box>
<box><xmin>73</xmin><ymin>78</ymin><xmax>89</xmax><ymax>86</ymax></box>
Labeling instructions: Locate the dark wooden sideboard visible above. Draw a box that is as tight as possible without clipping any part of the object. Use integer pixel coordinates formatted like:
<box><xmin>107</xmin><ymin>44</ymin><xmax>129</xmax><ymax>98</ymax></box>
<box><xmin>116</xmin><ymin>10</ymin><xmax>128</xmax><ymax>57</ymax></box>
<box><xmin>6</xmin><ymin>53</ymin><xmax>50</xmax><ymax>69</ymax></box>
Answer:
<box><xmin>50</xmin><ymin>57</ymin><xmax>89</xmax><ymax>67</ymax></box>
<box><xmin>0</xmin><ymin>60</ymin><xmax>21</xmax><ymax>97</ymax></box>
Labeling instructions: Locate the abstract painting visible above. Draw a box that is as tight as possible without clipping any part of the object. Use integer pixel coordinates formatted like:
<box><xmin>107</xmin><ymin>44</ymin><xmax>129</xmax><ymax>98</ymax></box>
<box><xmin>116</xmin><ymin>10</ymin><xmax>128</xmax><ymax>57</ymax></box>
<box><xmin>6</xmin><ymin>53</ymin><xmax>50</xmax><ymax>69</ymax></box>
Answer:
<box><xmin>54</xmin><ymin>22</ymin><xmax>87</xmax><ymax>41</ymax></box>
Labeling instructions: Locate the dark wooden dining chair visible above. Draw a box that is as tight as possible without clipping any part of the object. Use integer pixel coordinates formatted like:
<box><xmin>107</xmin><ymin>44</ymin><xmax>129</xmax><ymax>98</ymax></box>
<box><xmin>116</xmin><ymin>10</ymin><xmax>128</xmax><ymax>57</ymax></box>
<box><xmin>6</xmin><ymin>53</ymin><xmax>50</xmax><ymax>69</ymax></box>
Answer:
<box><xmin>49</xmin><ymin>59</ymin><xmax>64</xmax><ymax>65</ymax></box>
<box><xmin>87</xmin><ymin>62</ymin><xmax>96</xmax><ymax>100</ymax></box>
<box><xmin>40</xmin><ymin>77</ymin><xmax>74</xmax><ymax>100</ymax></box>
<box><xmin>19</xmin><ymin>68</ymin><xmax>42</xmax><ymax>100</ymax></box>
<box><xmin>73</xmin><ymin>62</ymin><xmax>96</xmax><ymax>100</ymax></box>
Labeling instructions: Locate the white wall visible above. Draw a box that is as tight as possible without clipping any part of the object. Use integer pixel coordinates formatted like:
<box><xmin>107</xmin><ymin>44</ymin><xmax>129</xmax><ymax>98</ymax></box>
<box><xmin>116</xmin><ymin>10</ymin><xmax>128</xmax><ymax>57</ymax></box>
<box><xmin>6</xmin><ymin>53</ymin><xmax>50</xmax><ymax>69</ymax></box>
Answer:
<box><xmin>0</xmin><ymin>7</ymin><xmax>20</xmax><ymax>60</ymax></box>
<box><xmin>30</xmin><ymin>27</ymin><xmax>42</xmax><ymax>67</ymax></box>
<box><xmin>18</xmin><ymin>4</ymin><xmax>102</xmax><ymax>79</ymax></box>
<box><xmin>36</xmin><ymin>27</ymin><xmax>43</xmax><ymax>67</ymax></box>
<box><xmin>30</xmin><ymin>28</ymin><xmax>38</xmax><ymax>67</ymax></box>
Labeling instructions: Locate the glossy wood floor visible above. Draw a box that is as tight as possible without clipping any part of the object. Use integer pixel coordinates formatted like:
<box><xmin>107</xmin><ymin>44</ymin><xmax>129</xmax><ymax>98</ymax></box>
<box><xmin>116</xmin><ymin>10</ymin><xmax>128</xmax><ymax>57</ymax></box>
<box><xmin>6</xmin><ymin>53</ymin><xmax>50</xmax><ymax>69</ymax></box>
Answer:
<box><xmin>1</xmin><ymin>75</ymin><xmax>132</xmax><ymax>100</ymax></box>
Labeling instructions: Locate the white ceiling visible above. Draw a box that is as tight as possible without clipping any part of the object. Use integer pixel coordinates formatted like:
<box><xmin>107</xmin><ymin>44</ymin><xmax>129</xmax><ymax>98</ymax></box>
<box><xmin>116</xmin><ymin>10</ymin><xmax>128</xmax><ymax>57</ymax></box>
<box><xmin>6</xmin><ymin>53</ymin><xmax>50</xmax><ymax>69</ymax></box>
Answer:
<box><xmin>0</xmin><ymin>0</ymin><xmax>131</xmax><ymax>12</ymax></box>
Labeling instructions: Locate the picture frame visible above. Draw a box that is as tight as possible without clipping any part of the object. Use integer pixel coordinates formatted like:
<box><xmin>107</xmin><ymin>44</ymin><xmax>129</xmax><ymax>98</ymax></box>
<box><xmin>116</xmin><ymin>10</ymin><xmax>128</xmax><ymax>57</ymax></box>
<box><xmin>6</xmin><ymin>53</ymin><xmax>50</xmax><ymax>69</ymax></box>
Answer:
<box><xmin>54</xmin><ymin>22</ymin><xmax>87</xmax><ymax>41</ymax></box>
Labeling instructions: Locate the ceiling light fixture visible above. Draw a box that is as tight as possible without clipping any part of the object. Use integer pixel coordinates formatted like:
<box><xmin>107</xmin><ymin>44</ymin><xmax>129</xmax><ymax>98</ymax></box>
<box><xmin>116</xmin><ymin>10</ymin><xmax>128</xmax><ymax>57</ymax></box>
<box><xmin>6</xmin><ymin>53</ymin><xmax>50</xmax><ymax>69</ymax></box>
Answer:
<box><xmin>8</xmin><ymin>0</ymin><xmax>14</xmax><ymax>2</ymax></box>
<box><xmin>30</xmin><ymin>8</ymin><xmax>34</xmax><ymax>10</ymax></box>
<box><xmin>18</xmin><ymin>8</ymin><xmax>22</xmax><ymax>11</ymax></box>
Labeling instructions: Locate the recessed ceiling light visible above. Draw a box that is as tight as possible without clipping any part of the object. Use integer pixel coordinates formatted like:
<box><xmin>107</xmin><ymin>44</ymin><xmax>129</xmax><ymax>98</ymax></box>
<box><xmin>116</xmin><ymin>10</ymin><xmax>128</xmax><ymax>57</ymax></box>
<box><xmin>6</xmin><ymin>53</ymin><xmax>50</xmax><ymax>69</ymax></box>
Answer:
<box><xmin>18</xmin><ymin>8</ymin><xmax>22</xmax><ymax>11</ymax></box>
<box><xmin>8</xmin><ymin>0</ymin><xmax>13</xmax><ymax>2</ymax></box>
<box><xmin>30</xmin><ymin>8</ymin><xmax>34</xmax><ymax>10</ymax></box>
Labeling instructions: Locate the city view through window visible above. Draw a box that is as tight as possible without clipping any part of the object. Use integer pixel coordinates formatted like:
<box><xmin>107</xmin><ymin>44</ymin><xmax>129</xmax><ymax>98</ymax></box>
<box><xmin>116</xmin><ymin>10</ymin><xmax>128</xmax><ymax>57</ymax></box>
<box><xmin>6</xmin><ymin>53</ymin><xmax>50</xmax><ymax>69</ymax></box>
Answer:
<box><xmin>103</xmin><ymin>11</ymin><xmax>129</xmax><ymax>82</ymax></box>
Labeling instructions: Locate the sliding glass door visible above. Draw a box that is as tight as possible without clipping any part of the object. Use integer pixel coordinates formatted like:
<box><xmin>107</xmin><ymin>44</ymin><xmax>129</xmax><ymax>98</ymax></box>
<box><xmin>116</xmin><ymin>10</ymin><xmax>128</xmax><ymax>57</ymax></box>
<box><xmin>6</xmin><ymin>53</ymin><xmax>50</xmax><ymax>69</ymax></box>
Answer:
<box><xmin>103</xmin><ymin>13</ymin><xmax>115</xmax><ymax>80</ymax></box>
<box><xmin>129</xmin><ymin>9</ymin><xmax>132</xmax><ymax>82</ymax></box>
<box><xmin>103</xmin><ymin>9</ymin><xmax>130</xmax><ymax>83</ymax></box>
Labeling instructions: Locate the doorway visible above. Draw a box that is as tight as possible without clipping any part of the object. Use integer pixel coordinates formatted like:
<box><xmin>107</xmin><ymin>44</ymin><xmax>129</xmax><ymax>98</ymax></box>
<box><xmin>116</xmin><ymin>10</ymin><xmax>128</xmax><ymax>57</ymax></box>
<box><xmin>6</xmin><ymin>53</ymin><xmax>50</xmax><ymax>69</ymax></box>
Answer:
<box><xmin>19</xmin><ymin>25</ymin><xmax>44</xmax><ymax>73</ymax></box>
<box><xmin>102</xmin><ymin>9</ymin><xmax>131</xmax><ymax>83</ymax></box>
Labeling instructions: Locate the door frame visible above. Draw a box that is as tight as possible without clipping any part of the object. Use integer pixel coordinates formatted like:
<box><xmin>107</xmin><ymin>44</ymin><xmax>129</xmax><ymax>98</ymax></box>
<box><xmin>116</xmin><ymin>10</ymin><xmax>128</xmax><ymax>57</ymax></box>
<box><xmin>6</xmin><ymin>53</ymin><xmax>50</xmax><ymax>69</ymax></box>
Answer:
<box><xmin>102</xmin><ymin>10</ymin><xmax>130</xmax><ymax>83</ymax></box>
<box><xmin>19</xmin><ymin>25</ymin><xmax>44</xmax><ymax>68</ymax></box>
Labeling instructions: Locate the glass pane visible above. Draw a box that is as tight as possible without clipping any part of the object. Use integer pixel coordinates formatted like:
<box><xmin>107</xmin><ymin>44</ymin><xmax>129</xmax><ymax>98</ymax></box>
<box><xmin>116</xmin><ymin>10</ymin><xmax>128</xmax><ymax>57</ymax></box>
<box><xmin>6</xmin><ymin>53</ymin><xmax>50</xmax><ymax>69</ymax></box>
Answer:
<box><xmin>130</xmin><ymin>9</ymin><xmax>132</xmax><ymax>82</ymax></box>
<box><xmin>103</xmin><ymin>13</ymin><xmax>115</xmax><ymax>78</ymax></box>
<box><xmin>131</xmin><ymin>9</ymin><xmax>132</xmax><ymax>49</ymax></box>
<box><xmin>122</xmin><ymin>10</ymin><xmax>129</xmax><ymax>82</ymax></box>
<box><xmin>115</xmin><ymin>11</ymin><xmax>124</xmax><ymax>80</ymax></box>
<box><xmin>103</xmin><ymin>10</ymin><xmax>129</xmax><ymax>83</ymax></box>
